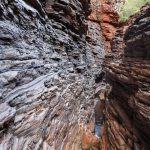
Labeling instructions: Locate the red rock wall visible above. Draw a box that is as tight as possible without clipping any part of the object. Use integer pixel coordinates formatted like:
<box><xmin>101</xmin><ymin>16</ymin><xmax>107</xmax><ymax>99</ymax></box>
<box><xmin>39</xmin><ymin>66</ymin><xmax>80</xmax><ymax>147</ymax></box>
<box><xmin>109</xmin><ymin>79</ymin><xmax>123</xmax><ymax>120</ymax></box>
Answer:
<box><xmin>104</xmin><ymin>5</ymin><xmax>150</xmax><ymax>150</ymax></box>
<box><xmin>100</xmin><ymin>0</ymin><xmax>124</xmax><ymax>54</ymax></box>
<box><xmin>82</xmin><ymin>2</ymin><xmax>150</xmax><ymax>150</ymax></box>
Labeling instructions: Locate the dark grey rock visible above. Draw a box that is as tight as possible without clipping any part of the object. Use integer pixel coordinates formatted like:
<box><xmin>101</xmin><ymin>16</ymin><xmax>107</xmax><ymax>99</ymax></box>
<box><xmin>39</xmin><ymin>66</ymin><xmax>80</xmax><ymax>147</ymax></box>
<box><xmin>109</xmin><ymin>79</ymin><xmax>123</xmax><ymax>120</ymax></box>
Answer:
<box><xmin>0</xmin><ymin>0</ymin><xmax>104</xmax><ymax>149</ymax></box>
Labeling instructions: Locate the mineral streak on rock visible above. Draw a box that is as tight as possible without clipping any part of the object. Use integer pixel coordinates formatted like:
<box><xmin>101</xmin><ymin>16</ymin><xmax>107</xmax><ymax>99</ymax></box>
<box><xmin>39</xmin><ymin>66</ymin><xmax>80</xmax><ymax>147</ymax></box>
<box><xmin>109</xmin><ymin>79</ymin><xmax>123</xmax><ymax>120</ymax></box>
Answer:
<box><xmin>0</xmin><ymin>0</ymin><xmax>105</xmax><ymax>149</ymax></box>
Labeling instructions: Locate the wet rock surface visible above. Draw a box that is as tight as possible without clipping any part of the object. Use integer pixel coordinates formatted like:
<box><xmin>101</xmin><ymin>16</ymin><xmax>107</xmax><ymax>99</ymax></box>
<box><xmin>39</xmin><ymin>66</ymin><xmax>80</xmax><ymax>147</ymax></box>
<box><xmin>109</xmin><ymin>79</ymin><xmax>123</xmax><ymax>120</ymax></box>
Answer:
<box><xmin>0</xmin><ymin>0</ymin><xmax>105</xmax><ymax>149</ymax></box>
<box><xmin>104</xmin><ymin>5</ymin><xmax>150</xmax><ymax>150</ymax></box>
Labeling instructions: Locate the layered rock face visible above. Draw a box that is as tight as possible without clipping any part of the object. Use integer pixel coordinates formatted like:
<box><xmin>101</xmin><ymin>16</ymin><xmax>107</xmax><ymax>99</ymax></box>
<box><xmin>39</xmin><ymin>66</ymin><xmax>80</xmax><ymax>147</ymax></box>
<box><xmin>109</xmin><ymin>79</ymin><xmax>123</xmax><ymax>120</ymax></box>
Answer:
<box><xmin>104</xmin><ymin>6</ymin><xmax>150</xmax><ymax>150</ymax></box>
<box><xmin>88</xmin><ymin>0</ymin><xmax>125</xmax><ymax>58</ymax></box>
<box><xmin>100</xmin><ymin>0</ymin><xmax>124</xmax><ymax>53</ymax></box>
<box><xmin>0</xmin><ymin>0</ymin><xmax>105</xmax><ymax>149</ymax></box>
<box><xmin>1</xmin><ymin>0</ymin><xmax>149</xmax><ymax>150</ymax></box>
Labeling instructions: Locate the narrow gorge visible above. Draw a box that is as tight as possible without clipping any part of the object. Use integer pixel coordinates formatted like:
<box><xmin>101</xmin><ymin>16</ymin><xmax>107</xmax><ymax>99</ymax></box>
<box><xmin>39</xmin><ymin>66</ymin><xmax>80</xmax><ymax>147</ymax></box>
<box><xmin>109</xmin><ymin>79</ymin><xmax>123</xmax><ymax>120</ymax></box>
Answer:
<box><xmin>0</xmin><ymin>0</ymin><xmax>149</xmax><ymax>150</ymax></box>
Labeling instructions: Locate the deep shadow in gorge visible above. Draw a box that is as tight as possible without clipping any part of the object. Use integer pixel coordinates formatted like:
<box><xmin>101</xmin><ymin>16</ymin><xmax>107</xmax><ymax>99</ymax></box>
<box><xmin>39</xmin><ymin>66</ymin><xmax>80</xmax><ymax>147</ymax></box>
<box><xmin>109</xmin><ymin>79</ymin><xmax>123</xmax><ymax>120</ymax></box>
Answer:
<box><xmin>0</xmin><ymin>0</ymin><xmax>150</xmax><ymax>150</ymax></box>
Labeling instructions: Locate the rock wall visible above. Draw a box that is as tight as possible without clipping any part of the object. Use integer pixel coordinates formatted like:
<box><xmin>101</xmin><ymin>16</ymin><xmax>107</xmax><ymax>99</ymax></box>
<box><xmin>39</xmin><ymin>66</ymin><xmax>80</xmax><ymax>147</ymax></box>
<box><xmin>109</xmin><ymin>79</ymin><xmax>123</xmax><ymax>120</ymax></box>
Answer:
<box><xmin>1</xmin><ymin>0</ymin><xmax>149</xmax><ymax>150</ymax></box>
<box><xmin>99</xmin><ymin>0</ymin><xmax>124</xmax><ymax>54</ymax></box>
<box><xmin>88</xmin><ymin>0</ymin><xmax>125</xmax><ymax>57</ymax></box>
<box><xmin>0</xmin><ymin>0</ymin><xmax>105</xmax><ymax>149</ymax></box>
<box><xmin>104</xmin><ymin>5</ymin><xmax>150</xmax><ymax>150</ymax></box>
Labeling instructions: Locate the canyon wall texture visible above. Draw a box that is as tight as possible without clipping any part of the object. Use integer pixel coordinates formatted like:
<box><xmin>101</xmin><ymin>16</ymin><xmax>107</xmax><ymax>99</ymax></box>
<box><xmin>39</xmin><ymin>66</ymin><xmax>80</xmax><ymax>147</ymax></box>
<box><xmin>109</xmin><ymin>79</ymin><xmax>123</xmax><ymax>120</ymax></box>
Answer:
<box><xmin>99</xmin><ymin>0</ymin><xmax>124</xmax><ymax>54</ymax></box>
<box><xmin>0</xmin><ymin>0</ymin><xmax>150</xmax><ymax>150</ymax></box>
<box><xmin>104</xmin><ymin>5</ymin><xmax>150</xmax><ymax>150</ymax></box>
<box><xmin>0</xmin><ymin>0</ymin><xmax>105</xmax><ymax>149</ymax></box>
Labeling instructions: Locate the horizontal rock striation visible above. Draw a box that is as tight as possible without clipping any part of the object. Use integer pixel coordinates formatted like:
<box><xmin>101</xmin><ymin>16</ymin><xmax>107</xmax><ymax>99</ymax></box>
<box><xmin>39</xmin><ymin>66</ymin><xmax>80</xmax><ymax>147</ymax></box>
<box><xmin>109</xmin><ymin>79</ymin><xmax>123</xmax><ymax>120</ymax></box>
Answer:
<box><xmin>104</xmin><ymin>5</ymin><xmax>150</xmax><ymax>150</ymax></box>
<box><xmin>0</xmin><ymin>0</ymin><xmax>105</xmax><ymax>149</ymax></box>
<box><xmin>124</xmin><ymin>6</ymin><xmax>150</xmax><ymax>59</ymax></box>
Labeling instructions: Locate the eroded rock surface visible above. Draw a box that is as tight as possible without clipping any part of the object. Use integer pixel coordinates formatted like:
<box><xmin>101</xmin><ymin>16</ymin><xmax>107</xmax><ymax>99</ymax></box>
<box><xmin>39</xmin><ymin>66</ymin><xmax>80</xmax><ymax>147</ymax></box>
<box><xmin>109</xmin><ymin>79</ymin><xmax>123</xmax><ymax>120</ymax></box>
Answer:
<box><xmin>0</xmin><ymin>0</ymin><xmax>104</xmax><ymax>149</ymax></box>
<box><xmin>99</xmin><ymin>0</ymin><xmax>124</xmax><ymax>53</ymax></box>
<box><xmin>1</xmin><ymin>0</ymin><xmax>149</xmax><ymax>150</ymax></box>
<box><xmin>104</xmin><ymin>5</ymin><xmax>150</xmax><ymax>150</ymax></box>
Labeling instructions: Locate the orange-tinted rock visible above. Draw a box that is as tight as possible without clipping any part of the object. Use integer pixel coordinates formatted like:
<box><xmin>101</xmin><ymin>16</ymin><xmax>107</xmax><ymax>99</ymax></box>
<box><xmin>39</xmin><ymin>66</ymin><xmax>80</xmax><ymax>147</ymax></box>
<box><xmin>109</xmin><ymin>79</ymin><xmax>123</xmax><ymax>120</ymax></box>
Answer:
<box><xmin>81</xmin><ymin>131</ymin><xmax>100</xmax><ymax>150</ymax></box>
<box><xmin>88</xmin><ymin>0</ymin><xmax>101</xmax><ymax>21</ymax></box>
<box><xmin>101</xmin><ymin>23</ymin><xmax>116</xmax><ymax>41</ymax></box>
<box><xmin>88</xmin><ymin>0</ymin><xmax>124</xmax><ymax>54</ymax></box>
<box><xmin>99</xmin><ymin>0</ymin><xmax>124</xmax><ymax>53</ymax></box>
